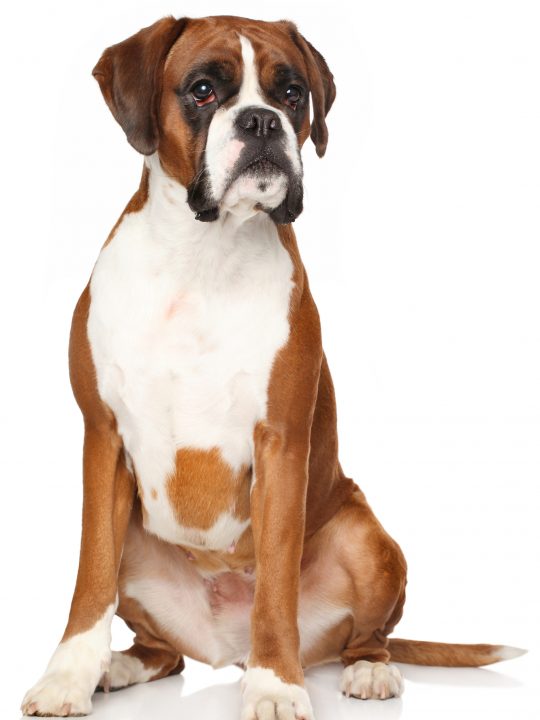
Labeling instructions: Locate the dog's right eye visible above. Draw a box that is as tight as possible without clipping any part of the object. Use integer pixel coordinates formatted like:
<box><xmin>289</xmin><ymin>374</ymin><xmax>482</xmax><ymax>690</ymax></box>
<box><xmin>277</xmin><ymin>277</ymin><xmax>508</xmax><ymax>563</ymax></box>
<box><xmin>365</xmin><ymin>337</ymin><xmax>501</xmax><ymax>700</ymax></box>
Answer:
<box><xmin>191</xmin><ymin>81</ymin><xmax>216</xmax><ymax>107</ymax></box>
<box><xmin>285</xmin><ymin>85</ymin><xmax>302</xmax><ymax>110</ymax></box>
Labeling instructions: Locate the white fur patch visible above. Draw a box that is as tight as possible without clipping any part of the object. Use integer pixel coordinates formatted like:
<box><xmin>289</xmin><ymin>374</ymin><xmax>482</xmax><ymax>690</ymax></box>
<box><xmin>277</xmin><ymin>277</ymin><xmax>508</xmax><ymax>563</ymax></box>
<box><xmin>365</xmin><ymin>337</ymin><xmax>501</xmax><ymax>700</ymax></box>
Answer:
<box><xmin>123</xmin><ymin>572</ymin><xmax>224</xmax><ymax>663</ymax></box>
<box><xmin>204</xmin><ymin>35</ymin><xmax>302</xmax><ymax>207</ymax></box>
<box><xmin>496</xmin><ymin>645</ymin><xmax>527</xmax><ymax>662</ymax></box>
<box><xmin>88</xmin><ymin>153</ymin><xmax>294</xmax><ymax>550</ymax></box>
<box><xmin>298</xmin><ymin>600</ymin><xmax>350</xmax><ymax>659</ymax></box>
<box><xmin>21</xmin><ymin>604</ymin><xmax>116</xmax><ymax>716</ymax></box>
<box><xmin>241</xmin><ymin>667</ymin><xmax>314</xmax><ymax>720</ymax></box>
<box><xmin>340</xmin><ymin>660</ymin><xmax>404</xmax><ymax>700</ymax></box>
<box><xmin>221</xmin><ymin>172</ymin><xmax>288</xmax><ymax>219</ymax></box>
<box><xmin>102</xmin><ymin>651</ymin><xmax>156</xmax><ymax>690</ymax></box>
<box><xmin>237</xmin><ymin>36</ymin><xmax>263</xmax><ymax>105</ymax></box>
<box><xmin>169</xmin><ymin>511</ymin><xmax>251</xmax><ymax>552</ymax></box>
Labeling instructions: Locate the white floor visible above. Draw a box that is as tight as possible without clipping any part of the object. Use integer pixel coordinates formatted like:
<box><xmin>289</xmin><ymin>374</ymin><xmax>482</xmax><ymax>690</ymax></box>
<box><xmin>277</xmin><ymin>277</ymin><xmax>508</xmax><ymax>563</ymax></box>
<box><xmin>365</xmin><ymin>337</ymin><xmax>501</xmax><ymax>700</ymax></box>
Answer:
<box><xmin>38</xmin><ymin>654</ymin><xmax>532</xmax><ymax>720</ymax></box>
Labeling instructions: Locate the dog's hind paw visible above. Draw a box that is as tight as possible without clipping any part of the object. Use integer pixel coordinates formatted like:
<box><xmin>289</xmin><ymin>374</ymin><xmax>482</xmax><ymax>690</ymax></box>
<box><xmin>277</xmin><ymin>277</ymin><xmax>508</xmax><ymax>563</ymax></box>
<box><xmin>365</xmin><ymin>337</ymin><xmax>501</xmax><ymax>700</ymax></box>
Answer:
<box><xmin>98</xmin><ymin>650</ymin><xmax>156</xmax><ymax>690</ymax></box>
<box><xmin>340</xmin><ymin>660</ymin><xmax>403</xmax><ymax>700</ymax></box>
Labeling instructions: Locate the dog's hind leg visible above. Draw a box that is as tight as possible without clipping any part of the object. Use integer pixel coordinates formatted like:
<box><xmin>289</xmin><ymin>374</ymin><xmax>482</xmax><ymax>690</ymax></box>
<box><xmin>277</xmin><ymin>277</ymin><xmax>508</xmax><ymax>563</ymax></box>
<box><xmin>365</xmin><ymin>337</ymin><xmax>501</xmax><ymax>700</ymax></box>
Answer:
<box><xmin>101</xmin><ymin>512</ymin><xmax>187</xmax><ymax>691</ymax></box>
<box><xmin>337</xmin><ymin>490</ymin><xmax>407</xmax><ymax>700</ymax></box>
<box><xmin>339</xmin><ymin>613</ymin><xmax>406</xmax><ymax>701</ymax></box>
<box><xmin>300</xmin><ymin>487</ymin><xmax>407</xmax><ymax>700</ymax></box>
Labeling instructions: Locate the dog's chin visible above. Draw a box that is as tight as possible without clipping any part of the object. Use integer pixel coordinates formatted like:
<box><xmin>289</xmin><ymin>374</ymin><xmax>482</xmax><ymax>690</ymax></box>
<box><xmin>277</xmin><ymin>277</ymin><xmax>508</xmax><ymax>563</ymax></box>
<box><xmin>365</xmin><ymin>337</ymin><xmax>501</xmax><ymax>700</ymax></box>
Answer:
<box><xmin>221</xmin><ymin>164</ymin><xmax>289</xmax><ymax>220</ymax></box>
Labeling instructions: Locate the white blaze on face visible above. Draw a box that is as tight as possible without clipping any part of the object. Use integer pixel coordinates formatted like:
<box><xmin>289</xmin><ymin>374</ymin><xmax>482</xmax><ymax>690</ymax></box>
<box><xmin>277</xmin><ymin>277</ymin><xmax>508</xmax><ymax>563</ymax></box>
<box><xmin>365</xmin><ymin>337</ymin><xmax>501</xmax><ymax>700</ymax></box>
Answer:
<box><xmin>204</xmin><ymin>35</ymin><xmax>302</xmax><ymax>213</ymax></box>
<box><xmin>237</xmin><ymin>35</ymin><xmax>263</xmax><ymax>105</ymax></box>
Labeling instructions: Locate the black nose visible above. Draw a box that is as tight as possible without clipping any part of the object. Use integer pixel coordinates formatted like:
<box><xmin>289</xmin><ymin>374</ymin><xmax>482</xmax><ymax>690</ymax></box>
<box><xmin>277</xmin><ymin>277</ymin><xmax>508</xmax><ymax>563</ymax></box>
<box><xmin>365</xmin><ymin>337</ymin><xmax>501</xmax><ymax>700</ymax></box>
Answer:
<box><xmin>235</xmin><ymin>106</ymin><xmax>282</xmax><ymax>138</ymax></box>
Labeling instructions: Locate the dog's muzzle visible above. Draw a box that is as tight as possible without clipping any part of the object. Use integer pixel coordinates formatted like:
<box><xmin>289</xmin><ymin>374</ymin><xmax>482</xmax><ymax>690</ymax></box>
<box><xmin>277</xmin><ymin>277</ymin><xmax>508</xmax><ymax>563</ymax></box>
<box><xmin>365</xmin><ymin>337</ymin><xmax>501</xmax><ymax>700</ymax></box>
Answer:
<box><xmin>187</xmin><ymin>105</ymin><xmax>304</xmax><ymax>225</ymax></box>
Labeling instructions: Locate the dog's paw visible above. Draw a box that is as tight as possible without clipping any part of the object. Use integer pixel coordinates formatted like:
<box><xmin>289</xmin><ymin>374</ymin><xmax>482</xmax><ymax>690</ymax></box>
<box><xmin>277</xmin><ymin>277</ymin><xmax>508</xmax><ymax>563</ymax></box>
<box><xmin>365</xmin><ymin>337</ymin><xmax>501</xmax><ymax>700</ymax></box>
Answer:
<box><xmin>99</xmin><ymin>650</ymin><xmax>155</xmax><ymax>691</ymax></box>
<box><xmin>241</xmin><ymin>667</ymin><xmax>314</xmax><ymax>720</ymax></box>
<box><xmin>21</xmin><ymin>673</ymin><xmax>93</xmax><ymax>716</ymax></box>
<box><xmin>340</xmin><ymin>660</ymin><xmax>403</xmax><ymax>700</ymax></box>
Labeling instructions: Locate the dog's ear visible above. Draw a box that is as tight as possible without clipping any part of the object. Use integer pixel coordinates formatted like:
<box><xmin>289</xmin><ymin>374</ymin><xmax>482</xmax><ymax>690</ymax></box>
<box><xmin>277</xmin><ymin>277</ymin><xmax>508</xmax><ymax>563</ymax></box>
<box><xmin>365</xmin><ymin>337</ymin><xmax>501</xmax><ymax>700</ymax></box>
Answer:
<box><xmin>92</xmin><ymin>17</ymin><xmax>188</xmax><ymax>155</ymax></box>
<box><xmin>290</xmin><ymin>27</ymin><xmax>336</xmax><ymax>158</ymax></box>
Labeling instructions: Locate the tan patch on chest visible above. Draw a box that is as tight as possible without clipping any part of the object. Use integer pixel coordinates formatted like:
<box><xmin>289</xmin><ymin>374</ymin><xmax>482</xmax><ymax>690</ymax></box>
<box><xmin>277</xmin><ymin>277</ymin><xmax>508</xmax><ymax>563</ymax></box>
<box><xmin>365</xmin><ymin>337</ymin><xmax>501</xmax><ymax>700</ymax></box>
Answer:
<box><xmin>166</xmin><ymin>447</ymin><xmax>251</xmax><ymax>530</ymax></box>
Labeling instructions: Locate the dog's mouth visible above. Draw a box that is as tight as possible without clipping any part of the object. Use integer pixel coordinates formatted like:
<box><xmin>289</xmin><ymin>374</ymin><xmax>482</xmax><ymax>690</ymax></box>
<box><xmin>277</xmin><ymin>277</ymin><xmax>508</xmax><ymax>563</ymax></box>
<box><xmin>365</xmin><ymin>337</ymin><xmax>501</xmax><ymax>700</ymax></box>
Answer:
<box><xmin>240</xmin><ymin>157</ymin><xmax>283</xmax><ymax>178</ymax></box>
<box><xmin>187</xmin><ymin>148</ymin><xmax>303</xmax><ymax>225</ymax></box>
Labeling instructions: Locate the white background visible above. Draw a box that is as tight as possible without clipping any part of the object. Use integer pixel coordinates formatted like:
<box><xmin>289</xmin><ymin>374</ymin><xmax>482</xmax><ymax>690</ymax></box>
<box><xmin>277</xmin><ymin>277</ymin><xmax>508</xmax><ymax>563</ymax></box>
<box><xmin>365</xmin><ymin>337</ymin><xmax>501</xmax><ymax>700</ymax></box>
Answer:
<box><xmin>1</xmin><ymin>1</ymin><xmax>539</xmax><ymax>718</ymax></box>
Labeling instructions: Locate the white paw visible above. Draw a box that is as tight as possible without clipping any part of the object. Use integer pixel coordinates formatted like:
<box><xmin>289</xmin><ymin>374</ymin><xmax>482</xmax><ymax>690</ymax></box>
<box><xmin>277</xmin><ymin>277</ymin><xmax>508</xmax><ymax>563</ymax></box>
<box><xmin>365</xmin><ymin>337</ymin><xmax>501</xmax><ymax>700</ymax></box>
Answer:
<box><xmin>21</xmin><ymin>672</ymin><xmax>93</xmax><ymax>716</ymax></box>
<box><xmin>22</xmin><ymin>604</ymin><xmax>115</xmax><ymax>716</ymax></box>
<box><xmin>241</xmin><ymin>667</ymin><xmax>314</xmax><ymax>720</ymax></box>
<box><xmin>340</xmin><ymin>661</ymin><xmax>403</xmax><ymax>700</ymax></box>
<box><xmin>100</xmin><ymin>651</ymin><xmax>155</xmax><ymax>690</ymax></box>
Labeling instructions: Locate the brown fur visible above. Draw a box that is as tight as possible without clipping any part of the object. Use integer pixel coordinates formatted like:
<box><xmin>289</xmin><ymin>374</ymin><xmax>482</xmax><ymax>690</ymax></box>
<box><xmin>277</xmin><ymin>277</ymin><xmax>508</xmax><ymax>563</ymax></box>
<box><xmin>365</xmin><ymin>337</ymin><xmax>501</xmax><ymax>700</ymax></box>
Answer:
<box><xmin>63</xmin><ymin>286</ymin><xmax>136</xmax><ymax>640</ymax></box>
<box><xmin>167</xmin><ymin>448</ymin><xmax>251</xmax><ymax>530</ymax></box>
<box><xmin>387</xmin><ymin>640</ymin><xmax>513</xmax><ymax>667</ymax></box>
<box><xmin>92</xmin><ymin>17</ymin><xmax>189</xmax><ymax>155</ymax></box>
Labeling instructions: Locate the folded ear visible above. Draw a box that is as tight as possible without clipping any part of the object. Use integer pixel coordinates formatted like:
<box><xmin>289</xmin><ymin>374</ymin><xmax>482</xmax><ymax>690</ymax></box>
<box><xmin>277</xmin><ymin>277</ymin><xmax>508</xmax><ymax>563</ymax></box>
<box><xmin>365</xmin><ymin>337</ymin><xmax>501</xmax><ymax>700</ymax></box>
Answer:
<box><xmin>290</xmin><ymin>28</ymin><xmax>336</xmax><ymax>157</ymax></box>
<box><xmin>92</xmin><ymin>16</ymin><xmax>188</xmax><ymax>155</ymax></box>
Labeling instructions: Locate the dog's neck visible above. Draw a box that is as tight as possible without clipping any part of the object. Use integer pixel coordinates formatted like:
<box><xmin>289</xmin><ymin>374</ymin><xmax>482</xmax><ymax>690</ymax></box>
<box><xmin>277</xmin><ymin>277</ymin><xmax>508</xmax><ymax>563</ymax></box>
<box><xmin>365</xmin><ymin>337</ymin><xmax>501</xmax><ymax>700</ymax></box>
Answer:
<box><xmin>143</xmin><ymin>154</ymin><xmax>278</xmax><ymax>244</ymax></box>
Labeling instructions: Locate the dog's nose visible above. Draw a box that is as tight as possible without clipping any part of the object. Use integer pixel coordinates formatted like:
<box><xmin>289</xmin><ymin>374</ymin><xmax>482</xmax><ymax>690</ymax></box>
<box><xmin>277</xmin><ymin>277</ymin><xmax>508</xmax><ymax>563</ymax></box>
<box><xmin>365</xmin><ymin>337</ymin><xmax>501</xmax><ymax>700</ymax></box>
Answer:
<box><xmin>235</xmin><ymin>106</ymin><xmax>282</xmax><ymax>138</ymax></box>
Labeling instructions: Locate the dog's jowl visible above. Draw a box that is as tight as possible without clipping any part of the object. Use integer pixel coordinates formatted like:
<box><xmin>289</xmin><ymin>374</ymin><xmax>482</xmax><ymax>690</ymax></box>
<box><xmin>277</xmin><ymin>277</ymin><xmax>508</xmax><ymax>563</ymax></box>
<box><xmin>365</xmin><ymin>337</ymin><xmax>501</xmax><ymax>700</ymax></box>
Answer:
<box><xmin>22</xmin><ymin>15</ymin><xmax>524</xmax><ymax>720</ymax></box>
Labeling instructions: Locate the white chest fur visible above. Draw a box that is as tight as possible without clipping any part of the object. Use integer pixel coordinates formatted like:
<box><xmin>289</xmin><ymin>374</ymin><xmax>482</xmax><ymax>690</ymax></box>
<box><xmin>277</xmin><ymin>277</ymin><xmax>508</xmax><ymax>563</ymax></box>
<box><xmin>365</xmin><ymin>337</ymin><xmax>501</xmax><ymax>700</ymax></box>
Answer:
<box><xmin>87</xmin><ymin>157</ymin><xmax>294</xmax><ymax>548</ymax></box>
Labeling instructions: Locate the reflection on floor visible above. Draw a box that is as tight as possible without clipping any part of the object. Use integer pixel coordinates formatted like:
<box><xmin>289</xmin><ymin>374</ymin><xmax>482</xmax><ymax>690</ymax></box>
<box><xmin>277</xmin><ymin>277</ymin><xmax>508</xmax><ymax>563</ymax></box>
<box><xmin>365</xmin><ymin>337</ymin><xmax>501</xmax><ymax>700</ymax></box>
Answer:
<box><xmin>82</xmin><ymin>655</ymin><xmax>535</xmax><ymax>720</ymax></box>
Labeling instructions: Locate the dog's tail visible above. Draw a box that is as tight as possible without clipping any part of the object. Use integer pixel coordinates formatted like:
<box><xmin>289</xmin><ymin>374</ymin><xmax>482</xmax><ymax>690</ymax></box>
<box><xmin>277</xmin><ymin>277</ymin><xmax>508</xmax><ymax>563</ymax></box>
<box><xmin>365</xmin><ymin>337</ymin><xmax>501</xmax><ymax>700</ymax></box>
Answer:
<box><xmin>387</xmin><ymin>638</ymin><xmax>526</xmax><ymax>667</ymax></box>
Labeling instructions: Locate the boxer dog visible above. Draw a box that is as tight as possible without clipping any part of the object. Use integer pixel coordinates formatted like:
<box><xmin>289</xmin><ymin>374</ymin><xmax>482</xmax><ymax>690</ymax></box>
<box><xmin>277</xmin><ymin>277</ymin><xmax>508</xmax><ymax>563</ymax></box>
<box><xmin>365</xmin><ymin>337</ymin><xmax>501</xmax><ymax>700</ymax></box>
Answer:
<box><xmin>22</xmin><ymin>15</ymin><xmax>523</xmax><ymax>719</ymax></box>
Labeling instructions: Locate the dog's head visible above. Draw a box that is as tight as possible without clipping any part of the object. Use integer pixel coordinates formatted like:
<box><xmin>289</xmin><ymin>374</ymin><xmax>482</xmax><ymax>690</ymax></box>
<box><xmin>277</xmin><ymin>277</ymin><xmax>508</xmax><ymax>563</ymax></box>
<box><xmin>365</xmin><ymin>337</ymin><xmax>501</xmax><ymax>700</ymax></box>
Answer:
<box><xmin>93</xmin><ymin>16</ymin><xmax>335</xmax><ymax>224</ymax></box>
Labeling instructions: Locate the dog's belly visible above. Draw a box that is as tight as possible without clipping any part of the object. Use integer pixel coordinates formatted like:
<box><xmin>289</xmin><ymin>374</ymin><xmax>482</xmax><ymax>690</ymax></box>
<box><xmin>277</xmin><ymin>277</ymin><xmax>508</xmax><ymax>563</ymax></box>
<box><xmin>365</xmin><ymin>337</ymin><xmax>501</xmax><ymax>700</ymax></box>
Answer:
<box><xmin>120</xmin><ymin>524</ymin><xmax>256</xmax><ymax>667</ymax></box>
<box><xmin>119</xmin><ymin>513</ymin><xmax>351</xmax><ymax>668</ymax></box>
<box><xmin>87</xmin><ymin>207</ymin><xmax>294</xmax><ymax>549</ymax></box>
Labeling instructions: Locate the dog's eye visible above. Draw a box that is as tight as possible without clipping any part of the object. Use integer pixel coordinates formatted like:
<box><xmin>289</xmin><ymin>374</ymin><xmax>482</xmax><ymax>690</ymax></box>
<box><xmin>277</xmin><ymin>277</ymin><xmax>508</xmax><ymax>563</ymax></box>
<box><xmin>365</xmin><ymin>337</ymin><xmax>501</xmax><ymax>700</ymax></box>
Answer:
<box><xmin>285</xmin><ymin>85</ymin><xmax>302</xmax><ymax>110</ymax></box>
<box><xmin>191</xmin><ymin>81</ymin><xmax>216</xmax><ymax>107</ymax></box>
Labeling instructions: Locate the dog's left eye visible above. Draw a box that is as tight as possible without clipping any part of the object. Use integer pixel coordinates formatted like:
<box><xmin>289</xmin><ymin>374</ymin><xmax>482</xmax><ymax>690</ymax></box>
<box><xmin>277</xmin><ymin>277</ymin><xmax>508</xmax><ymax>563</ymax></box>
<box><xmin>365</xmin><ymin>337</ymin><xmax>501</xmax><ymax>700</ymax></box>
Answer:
<box><xmin>191</xmin><ymin>81</ymin><xmax>216</xmax><ymax>107</ymax></box>
<box><xmin>285</xmin><ymin>85</ymin><xmax>302</xmax><ymax>110</ymax></box>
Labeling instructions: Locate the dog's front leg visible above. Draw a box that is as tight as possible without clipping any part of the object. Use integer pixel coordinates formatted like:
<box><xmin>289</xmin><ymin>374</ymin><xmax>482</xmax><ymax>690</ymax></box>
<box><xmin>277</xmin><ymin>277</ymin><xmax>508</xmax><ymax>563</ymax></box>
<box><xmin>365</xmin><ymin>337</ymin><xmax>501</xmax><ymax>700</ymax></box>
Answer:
<box><xmin>242</xmin><ymin>285</ymin><xmax>322</xmax><ymax>720</ymax></box>
<box><xmin>243</xmin><ymin>428</ymin><xmax>312</xmax><ymax>720</ymax></box>
<box><xmin>22</xmin><ymin>426</ymin><xmax>133</xmax><ymax>717</ymax></box>
<box><xmin>22</xmin><ymin>290</ymin><xmax>135</xmax><ymax>717</ymax></box>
